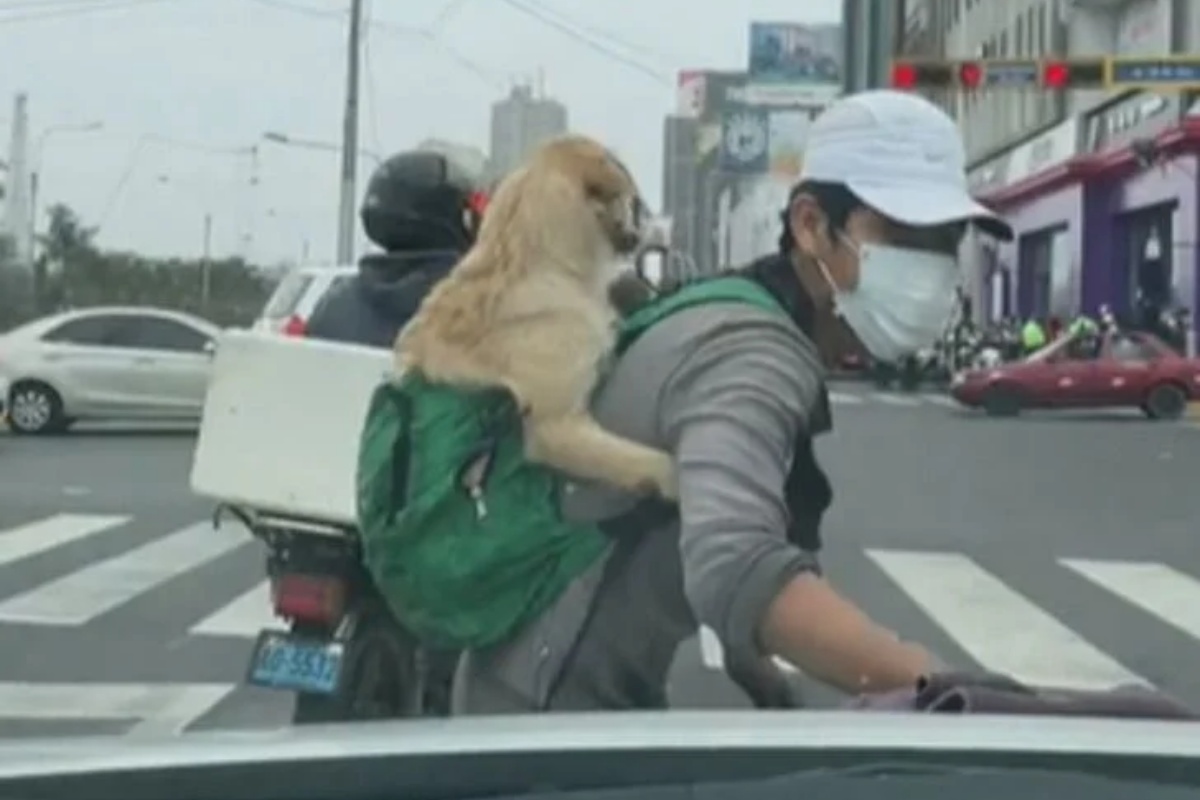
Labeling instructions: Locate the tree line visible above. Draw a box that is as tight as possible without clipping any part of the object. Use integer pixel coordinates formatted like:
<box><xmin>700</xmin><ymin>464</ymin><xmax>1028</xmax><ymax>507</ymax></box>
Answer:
<box><xmin>0</xmin><ymin>203</ymin><xmax>279</xmax><ymax>332</ymax></box>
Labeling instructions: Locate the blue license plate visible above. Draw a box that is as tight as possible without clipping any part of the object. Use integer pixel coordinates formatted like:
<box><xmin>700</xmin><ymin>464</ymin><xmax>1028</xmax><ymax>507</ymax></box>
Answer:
<box><xmin>247</xmin><ymin>630</ymin><xmax>345</xmax><ymax>695</ymax></box>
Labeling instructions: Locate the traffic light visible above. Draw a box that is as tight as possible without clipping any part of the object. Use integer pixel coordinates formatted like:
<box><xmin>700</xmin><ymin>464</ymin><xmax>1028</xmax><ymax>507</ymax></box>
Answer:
<box><xmin>1041</xmin><ymin>58</ymin><xmax>1105</xmax><ymax>89</ymax></box>
<box><xmin>890</xmin><ymin>60</ymin><xmax>954</xmax><ymax>89</ymax></box>
<box><xmin>958</xmin><ymin>61</ymin><xmax>983</xmax><ymax>89</ymax></box>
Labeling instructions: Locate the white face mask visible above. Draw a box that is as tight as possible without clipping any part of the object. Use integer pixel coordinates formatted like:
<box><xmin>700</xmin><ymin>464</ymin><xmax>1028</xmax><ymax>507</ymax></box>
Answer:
<box><xmin>818</xmin><ymin>237</ymin><xmax>959</xmax><ymax>362</ymax></box>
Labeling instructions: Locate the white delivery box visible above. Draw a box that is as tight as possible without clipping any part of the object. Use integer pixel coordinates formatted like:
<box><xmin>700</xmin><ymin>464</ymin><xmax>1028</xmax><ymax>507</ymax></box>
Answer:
<box><xmin>190</xmin><ymin>330</ymin><xmax>394</xmax><ymax>525</ymax></box>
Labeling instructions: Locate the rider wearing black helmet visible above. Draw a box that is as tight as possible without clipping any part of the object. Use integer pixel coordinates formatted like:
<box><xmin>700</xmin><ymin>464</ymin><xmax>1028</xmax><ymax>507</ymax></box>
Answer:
<box><xmin>305</xmin><ymin>146</ymin><xmax>485</xmax><ymax>346</ymax></box>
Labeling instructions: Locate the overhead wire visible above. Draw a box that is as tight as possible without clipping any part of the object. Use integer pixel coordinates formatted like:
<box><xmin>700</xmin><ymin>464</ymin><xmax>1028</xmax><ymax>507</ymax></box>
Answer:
<box><xmin>250</xmin><ymin>0</ymin><xmax>502</xmax><ymax>90</ymax></box>
<box><xmin>244</xmin><ymin>0</ymin><xmax>343</xmax><ymax>21</ymax></box>
<box><xmin>367</xmin><ymin>17</ymin><xmax>505</xmax><ymax>90</ymax></box>
<box><xmin>0</xmin><ymin>0</ymin><xmax>185</xmax><ymax>24</ymax></box>
<box><xmin>498</xmin><ymin>0</ymin><xmax>670</xmax><ymax>85</ymax></box>
<box><xmin>517</xmin><ymin>0</ymin><xmax>677</xmax><ymax>66</ymax></box>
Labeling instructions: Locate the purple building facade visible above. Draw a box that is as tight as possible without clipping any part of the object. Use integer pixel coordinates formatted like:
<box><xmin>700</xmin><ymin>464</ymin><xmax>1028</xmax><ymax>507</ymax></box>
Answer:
<box><xmin>968</xmin><ymin>90</ymin><xmax>1200</xmax><ymax>346</ymax></box>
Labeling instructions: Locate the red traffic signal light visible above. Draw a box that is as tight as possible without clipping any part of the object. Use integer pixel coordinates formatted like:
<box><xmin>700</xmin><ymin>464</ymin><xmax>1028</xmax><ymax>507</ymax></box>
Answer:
<box><xmin>891</xmin><ymin>62</ymin><xmax>918</xmax><ymax>89</ymax></box>
<box><xmin>1043</xmin><ymin>61</ymin><xmax>1070</xmax><ymax>88</ymax></box>
<box><xmin>958</xmin><ymin>61</ymin><xmax>983</xmax><ymax>88</ymax></box>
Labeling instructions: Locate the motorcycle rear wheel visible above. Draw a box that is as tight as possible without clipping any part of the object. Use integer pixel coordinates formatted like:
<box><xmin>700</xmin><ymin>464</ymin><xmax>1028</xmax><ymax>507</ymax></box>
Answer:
<box><xmin>291</xmin><ymin>617</ymin><xmax>424</xmax><ymax>724</ymax></box>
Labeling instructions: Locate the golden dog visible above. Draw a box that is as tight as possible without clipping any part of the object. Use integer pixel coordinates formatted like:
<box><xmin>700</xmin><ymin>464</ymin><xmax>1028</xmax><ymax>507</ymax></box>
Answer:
<box><xmin>397</xmin><ymin>135</ymin><xmax>676</xmax><ymax>500</ymax></box>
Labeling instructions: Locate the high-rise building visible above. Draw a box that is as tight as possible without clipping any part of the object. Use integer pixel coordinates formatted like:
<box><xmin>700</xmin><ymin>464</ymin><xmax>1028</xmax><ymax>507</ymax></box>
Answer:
<box><xmin>660</xmin><ymin>114</ymin><xmax>700</xmax><ymax>280</ymax></box>
<box><xmin>487</xmin><ymin>83</ymin><xmax>568</xmax><ymax>181</ymax></box>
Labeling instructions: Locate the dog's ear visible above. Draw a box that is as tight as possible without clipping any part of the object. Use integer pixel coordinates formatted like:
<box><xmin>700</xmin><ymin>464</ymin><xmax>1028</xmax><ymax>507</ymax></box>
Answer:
<box><xmin>579</xmin><ymin>156</ymin><xmax>627</xmax><ymax>204</ymax></box>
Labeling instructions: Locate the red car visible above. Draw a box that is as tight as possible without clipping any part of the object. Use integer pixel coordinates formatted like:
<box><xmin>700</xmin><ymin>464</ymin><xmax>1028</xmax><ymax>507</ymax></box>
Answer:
<box><xmin>950</xmin><ymin>330</ymin><xmax>1200</xmax><ymax>419</ymax></box>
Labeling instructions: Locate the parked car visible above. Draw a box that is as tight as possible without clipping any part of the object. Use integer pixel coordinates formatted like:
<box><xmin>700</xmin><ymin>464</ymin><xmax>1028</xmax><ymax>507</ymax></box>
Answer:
<box><xmin>950</xmin><ymin>329</ymin><xmax>1200</xmax><ymax>419</ymax></box>
<box><xmin>253</xmin><ymin>265</ymin><xmax>356</xmax><ymax>336</ymax></box>
<box><xmin>0</xmin><ymin>306</ymin><xmax>220</xmax><ymax>434</ymax></box>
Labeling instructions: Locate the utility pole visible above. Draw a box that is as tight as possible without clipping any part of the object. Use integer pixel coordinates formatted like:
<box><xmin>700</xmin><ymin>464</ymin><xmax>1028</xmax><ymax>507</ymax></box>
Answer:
<box><xmin>335</xmin><ymin>0</ymin><xmax>363</xmax><ymax>265</ymax></box>
<box><xmin>200</xmin><ymin>213</ymin><xmax>213</xmax><ymax>314</ymax></box>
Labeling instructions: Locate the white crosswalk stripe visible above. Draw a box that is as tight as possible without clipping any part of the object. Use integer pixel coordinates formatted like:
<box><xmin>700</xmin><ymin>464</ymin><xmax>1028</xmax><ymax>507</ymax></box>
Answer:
<box><xmin>827</xmin><ymin>391</ymin><xmax>864</xmax><ymax>405</ymax></box>
<box><xmin>1</xmin><ymin>513</ymin><xmax>1200</xmax><ymax>732</ymax></box>
<box><xmin>0</xmin><ymin>521</ymin><xmax>245</xmax><ymax>626</ymax></box>
<box><xmin>1060</xmin><ymin>559</ymin><xmax>1200</xmax><ymax>640</ymax></box>
<box><xmin>871</xmin><ymin>393</ymin><xmax>922</xmax><ymax>407</ymax></box>
<box><xmin>0</xmin><ymin>681</ymin><xmax>236</xmax><ymax>735</ymax></box>
<box><xmin>0</xmin><ymin>514</ymin><xmax>130</xmax><ymax>567</ymax></box>
<box><xmin>190</xmin><ymin>581</ymin><xmax>274</xmax><ymax>638</ymax></box>
<box><xmin>866</xmin><ymin>550</ymin><xmax>1145</xmax><ymax>690</ymax></box>
<box><xmin>827</xmin><ymin>389</ymin><xmax>961</xmax><ymax>409</ymax></box>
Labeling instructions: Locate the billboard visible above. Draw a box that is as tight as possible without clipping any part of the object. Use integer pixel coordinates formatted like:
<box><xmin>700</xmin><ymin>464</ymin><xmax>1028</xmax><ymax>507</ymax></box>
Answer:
<box><xmin>748</xmin><ymin>22</ymin><xmax>841</xmax><ymax>85</ymax></box>
<box><xmin>766</xmin><ymin>109</ymin><xmax>810</xmax><ymax>179</ymax></box>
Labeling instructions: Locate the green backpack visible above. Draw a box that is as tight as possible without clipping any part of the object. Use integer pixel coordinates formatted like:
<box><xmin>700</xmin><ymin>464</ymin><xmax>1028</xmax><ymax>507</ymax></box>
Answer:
<box><xmin>355</xmin><ymin>276</ymin><xmax>786</xmax><ymax>650</ymax></box>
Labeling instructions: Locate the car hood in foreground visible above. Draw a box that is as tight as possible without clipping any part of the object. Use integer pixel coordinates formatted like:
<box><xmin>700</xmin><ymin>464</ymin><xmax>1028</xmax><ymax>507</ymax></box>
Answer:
<box><xmin>1</xmin><ymin>710</ymin><xmax>1198</xmax><ymax>778</ymax></box>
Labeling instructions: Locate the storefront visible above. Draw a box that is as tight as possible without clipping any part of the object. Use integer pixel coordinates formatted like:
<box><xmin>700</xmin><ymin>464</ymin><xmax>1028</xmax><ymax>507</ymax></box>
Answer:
<box><xmin>971</xmin><ymin>117</ymin><xmax>1083</xmax><ymax>321</ymax></box>
<box><xmin>975</xmin><ymin>91</ymin><xmax>1200</xmax><ymax>344</ymax></box>
<box><xmin>1082</xmin><ymin>90</ymin><xmax>1194</xmax><ymax>321</ymax></box>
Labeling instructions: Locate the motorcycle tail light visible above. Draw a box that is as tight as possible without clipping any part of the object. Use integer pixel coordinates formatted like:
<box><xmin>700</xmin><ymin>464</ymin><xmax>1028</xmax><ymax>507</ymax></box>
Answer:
<box><xmin>272</xmin><ymin>574</ymin><xmax>346</xmax><ymax>624</ymax></box>
<box><xmin>281</xmin><ymin>314</ymin><xmax>307</xmax><ymax>337</ymax></box>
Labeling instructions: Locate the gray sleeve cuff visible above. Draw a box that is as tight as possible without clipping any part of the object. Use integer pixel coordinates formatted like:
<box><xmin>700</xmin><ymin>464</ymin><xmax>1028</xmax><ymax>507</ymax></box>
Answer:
<box><xmin>725</xmin><ymin>547</ymin><xmax>821</xmax><ymax>658</ymax></box>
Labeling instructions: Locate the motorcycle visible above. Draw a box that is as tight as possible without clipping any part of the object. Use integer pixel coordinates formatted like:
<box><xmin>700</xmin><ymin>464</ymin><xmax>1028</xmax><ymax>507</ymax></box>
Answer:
<box><xmin>215</xmin><ymin>505</ymin><xmax>453</xmax><ymax>723</ymax></box>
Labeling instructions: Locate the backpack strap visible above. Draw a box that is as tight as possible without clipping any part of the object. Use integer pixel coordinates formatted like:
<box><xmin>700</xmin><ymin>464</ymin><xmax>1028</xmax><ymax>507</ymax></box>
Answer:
<box><xmin>616</xmin><ymin>276</ymin><xmax>787</xmax><ymax>355</ymax></box>
<box><xmin>599</xmin><ymin>277</ymin><xmax>789</xmax><ymax>538</ymax></box>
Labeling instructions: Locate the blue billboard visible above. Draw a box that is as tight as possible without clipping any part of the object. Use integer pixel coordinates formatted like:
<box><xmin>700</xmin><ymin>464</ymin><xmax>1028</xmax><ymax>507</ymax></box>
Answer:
<box><xmin>748</xmin><ymin>22</ymin><xmax>841</xmax><ymax>84</ymax></box>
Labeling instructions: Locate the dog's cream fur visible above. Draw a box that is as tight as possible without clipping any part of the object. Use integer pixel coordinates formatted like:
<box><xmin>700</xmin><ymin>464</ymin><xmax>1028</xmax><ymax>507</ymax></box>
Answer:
<box><xmin>397</xmin><ymin>135</ymin><xmax>676</xmax><ymax>500</ymax></box>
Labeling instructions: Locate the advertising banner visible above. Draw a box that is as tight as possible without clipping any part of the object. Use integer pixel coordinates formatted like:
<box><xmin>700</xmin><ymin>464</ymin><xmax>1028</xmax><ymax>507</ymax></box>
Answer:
<box><xmin>767</xmin><ymin>109</ymin><xmax>811</xmax><ymax>178</ymax></box>
<box><xmin>748</xmin><ymin>22</ymin><xmax>841</xmax><ymax>85</ymax></box>
<box><xmin>718</xmin><ymin>106</ymin><xmax>770</xmax><ymax>174</ymax></box>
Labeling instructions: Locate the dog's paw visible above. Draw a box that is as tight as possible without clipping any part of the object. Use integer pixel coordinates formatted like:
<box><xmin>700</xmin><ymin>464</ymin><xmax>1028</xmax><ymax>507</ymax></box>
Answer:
<box><xmin>634</xmin><ymin>464</ymin><xmax>677</xmax><ymax>501</ymax></box>
<box><xmin>655</xmin><ymin>471</ymin><xmax>678</xmax><ymax>502</ymax></box>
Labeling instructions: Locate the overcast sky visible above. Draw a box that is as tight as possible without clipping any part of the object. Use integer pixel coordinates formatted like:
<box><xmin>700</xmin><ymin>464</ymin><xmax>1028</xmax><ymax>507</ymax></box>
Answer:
<box><xmin>2</xmin><ymin>0</ymin><xmax>839</xmax><ymax>266</ymax></box>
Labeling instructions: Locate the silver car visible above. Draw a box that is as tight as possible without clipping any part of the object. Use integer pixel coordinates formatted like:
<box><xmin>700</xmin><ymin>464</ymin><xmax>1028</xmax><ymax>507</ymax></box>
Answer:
<box><xmin>0</xmin><ymin>306</ymin><xmax>220</xmax><ymax>434</ymax></box>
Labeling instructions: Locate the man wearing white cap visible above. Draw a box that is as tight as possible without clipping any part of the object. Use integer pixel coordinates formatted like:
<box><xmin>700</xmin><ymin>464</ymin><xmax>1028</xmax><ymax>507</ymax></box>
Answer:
<box><xmin>453</xmin><ymin>91</ymin><xmax>1012</xmax><ymax>714</ymax></box>
<box><xmin>784</xmin><ymin>89</ymin><xmax>1011</xmax><ymax>364</ymax></box>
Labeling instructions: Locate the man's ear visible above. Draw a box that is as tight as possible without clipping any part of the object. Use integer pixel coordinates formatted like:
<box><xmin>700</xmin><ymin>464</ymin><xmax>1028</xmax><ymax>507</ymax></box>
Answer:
<box><xmin>788</xmin><ymin>193</ymin><xmax>827</xmax><ymax>255</ymax></box>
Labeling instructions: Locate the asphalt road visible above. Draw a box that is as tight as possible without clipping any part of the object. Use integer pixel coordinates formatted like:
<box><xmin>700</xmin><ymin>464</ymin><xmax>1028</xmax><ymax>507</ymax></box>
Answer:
<box><xmin>2</xmin><ymin>390</ymin><xmax>1200</xmax><ymax>738</ymax></box>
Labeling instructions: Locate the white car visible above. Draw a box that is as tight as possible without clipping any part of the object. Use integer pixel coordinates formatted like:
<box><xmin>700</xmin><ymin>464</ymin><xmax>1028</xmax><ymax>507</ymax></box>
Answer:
<box><xmin>0</xmin><ymin>306</ymin><xmax>221</xmax><ymax>435</ymax></box>
<box><xmin>252</xmin><ymin>265</ymin><xmax>356</xmax><ymax>336</ymax></box>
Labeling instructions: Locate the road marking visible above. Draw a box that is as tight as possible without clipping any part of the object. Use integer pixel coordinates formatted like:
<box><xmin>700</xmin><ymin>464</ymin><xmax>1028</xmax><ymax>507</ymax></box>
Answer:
<box><xmin>866</xmin><ymin>549</ymin><xmax>1146</xmax><ymax>690</ymax></box>
<box><xmin>0</xmin><ymin>681</ymin><xmax>235</xmax><ymax>735</ymax></box>
<box><xmin>697</xmin><ymin>625</ymin><xmax>798</xmax><ymax>674</ymax></box>
<box><xmin>921</xmin><ymin>394</ymin><xmax>959</xmax><ymax>408</ymax></box>
<box><xmin>190</xmin><ymin>580</ymin><xmax>275</xmax><ymax>638</ymax></box>
<box><xmin>0</xmin><ymin>514</ymin><xmax>130</xmax><ymax>567</ymax></box>
<box><xmin>0</xmin><ymin>522</ymin><xmax>246</xmax><ymax>626</ymax></box>
<box><xmin>1061</xmin><ymin>559</ymin><xmax>1200</xmax><ymax>640</ymax></box>
<box><xmin>873</xmin><ymin>393</ymin><xmax>920</xmax><ymax>406</ymax></box>
<box><xmin>828</xmin><ymin>391</ymin><xmax>863</xmax><ymax>405</ymax></box>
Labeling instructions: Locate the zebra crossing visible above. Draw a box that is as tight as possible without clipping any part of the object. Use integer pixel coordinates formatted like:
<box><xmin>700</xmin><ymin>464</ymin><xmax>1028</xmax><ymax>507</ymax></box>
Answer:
<box><xmin>829</xmin><ymin>389</ymin><xmax>961</xmax><ymax>409</ymax></box>
<box><xmin>0</xmin><ymin>511</ymin><xmax>1199</xmax><ymax>735</ymax></box>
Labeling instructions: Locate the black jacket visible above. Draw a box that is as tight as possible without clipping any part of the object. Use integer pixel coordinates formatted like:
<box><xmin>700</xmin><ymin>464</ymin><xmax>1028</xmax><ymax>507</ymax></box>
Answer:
<box><xmin>305</xmin><ymin>250</ymin><xmax>459</xmax><ymax>348</ymax></box>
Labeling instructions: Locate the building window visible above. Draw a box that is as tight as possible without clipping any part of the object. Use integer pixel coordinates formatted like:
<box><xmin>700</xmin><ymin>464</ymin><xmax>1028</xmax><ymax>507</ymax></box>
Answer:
<box><xmin>999</xmin><ymin>30</ymin><xmax>1009</xmax><ymax>56</ymax></box>
<box><xmin>1016</xmin><ymin>15</ymin><xmax>1025</xmax><ymax>54</ymax></box>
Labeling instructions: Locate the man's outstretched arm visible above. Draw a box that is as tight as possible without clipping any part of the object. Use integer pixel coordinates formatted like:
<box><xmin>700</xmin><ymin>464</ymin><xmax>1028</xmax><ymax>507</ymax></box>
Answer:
<box><xmin>659</xmin><ymin>312</ymin><xmax>931</xmax><ymax>694</ymax></box>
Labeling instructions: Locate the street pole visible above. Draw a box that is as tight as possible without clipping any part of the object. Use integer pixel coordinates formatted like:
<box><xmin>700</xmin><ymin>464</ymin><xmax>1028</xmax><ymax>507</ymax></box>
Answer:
<box><xmin>200</xmin><ymin>213</ymin><xmax>213</xmax><ymax>314</ymax></box>
<box><xmin>27</xmin><ymin>170</ymin><xmax>37</xmax><ymax>265</ymax></box>
<box><xmin>335</xmin><ymin>0</ymin><xmax>363</xmax><ymax>265</ymax></box>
